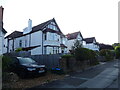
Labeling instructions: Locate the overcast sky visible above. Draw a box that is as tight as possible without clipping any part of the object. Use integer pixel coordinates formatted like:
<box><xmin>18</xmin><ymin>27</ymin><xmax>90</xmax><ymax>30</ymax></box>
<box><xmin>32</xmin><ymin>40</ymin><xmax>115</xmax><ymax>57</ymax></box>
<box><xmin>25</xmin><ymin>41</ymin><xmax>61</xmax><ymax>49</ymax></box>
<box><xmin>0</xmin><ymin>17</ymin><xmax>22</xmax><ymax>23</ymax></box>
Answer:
<box><xmin>1</xmin><ymin>0</ymin><xmax>119</xmax><ymax>45</ymax></box>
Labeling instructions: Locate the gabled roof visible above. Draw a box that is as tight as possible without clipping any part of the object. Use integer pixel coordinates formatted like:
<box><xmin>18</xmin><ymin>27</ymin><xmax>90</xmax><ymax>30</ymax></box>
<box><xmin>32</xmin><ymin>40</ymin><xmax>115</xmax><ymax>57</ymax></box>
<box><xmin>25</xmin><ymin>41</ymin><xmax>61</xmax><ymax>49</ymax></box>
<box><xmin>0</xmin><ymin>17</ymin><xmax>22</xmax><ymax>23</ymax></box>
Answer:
<box><xmin>5</xmin><ymin>31</ymin><xmax>23</xmax><ymax>39</ymax></box>
<box><xmin>32</xmin><ymin>19</ymin><xmax>52</xmax><ymax>32</ymax></box>
<box><xmin>84</xmin><ymin>37</ymin><xmax>96</xmax><ymax>44</ymax></box>
<box><xmin>5</xmin><ymin>18</ymin><xmax>63</xmax><ymax>39</ymax></box>
<box><xmin>2</xmin><ymin>28</ymin><xmax>7</xmax><ymax>33</ymax></box>
<box><xmin>31</xmin><ymin>18</ymin><xmax>63</xmax><ymax>34</ymax></box>
<box><xmin>99</xmin><ymin>43</ymin><xmax>114</xmax><ymax>50</ymax></box>
<box><xmin>66</xmin><ymin>31</ymin><xmax>83</xmax><ymax>40</ymax></box>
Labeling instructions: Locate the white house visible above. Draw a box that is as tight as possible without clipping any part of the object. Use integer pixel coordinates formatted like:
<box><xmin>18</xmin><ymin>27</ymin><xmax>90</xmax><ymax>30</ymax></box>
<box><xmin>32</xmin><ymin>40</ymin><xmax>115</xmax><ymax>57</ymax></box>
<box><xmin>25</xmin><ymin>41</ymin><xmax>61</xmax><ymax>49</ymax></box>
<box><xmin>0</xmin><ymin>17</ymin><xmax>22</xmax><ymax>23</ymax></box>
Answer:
<box><xmin>0</xmin><ymin>6</ymin><xmax>7</xmax><ymax>55</ymax></box>
<box><xmin>5</xmin><ymin>18</ymin><xmax>67</xmax><ymax>55</ymax></box>
<box><xmin>0</xmin><ymin>28</ymin><xmax>7</xmax><ymax>55</ymax></box>
<box><xmin>66</xmin><ymin>31</ymin><xmax>83</xmax><ymax>52</ymax></box>
<box><xmin>83</xmin><ymin>37</ymin><xmax>99</xmax><ymax>51</ymax></box>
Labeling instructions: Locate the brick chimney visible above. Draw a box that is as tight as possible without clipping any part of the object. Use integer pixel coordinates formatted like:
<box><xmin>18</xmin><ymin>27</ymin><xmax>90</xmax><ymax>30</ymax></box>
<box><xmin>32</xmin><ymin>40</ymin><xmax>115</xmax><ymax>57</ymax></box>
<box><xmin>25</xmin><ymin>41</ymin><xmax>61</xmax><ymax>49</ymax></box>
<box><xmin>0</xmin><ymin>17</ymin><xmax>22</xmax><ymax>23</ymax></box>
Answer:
<box><xmin>0</xmin><ymin>6</ymin><xmax>4</xmax><ymax>27</ymax></box>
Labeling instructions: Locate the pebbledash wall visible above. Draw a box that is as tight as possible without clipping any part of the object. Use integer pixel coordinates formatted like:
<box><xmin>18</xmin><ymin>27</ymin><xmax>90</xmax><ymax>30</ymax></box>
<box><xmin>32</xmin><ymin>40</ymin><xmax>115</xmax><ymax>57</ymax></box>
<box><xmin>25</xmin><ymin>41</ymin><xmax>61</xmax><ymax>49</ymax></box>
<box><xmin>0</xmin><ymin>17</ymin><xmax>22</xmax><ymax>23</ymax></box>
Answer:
<box><xmin>84</xmin><ymin>43</ymin><xmax>99</xmax><ymax>51</ymax></box>
<box><xmin>31</xmin><ymin>30</ymin><xmax>43</xmax><ymax>55</ymax></box>
<box><xmin>0</xmin><ymin>31</ymin><xmax>5</xmax><ymax>55</ymax></box>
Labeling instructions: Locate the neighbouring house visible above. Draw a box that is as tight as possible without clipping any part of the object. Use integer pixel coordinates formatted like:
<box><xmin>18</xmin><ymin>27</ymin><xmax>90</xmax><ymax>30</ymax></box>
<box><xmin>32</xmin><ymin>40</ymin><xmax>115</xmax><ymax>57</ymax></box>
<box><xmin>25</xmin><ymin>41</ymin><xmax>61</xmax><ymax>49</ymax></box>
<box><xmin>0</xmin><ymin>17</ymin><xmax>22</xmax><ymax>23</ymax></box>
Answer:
<box><xmin>5</xmin><ymin>31</ymin><xmax>23</xmax><ymax>53</ymax></box>
<box><xmin>66</xmin><ymin>31</ymin><xmax>83</xmax><ymax>52</ymax></box>
<box><xmin>83</xmin><ymin>37</ymin><xmax>99</xmax><ymax>51</ymax></box>
<box><xmin>99</xmin><ymin>43</ymin><xmax>114</xmax><ymax>50</ymax></box>
<box><xmin>0</xmin><ymin>6</ymin><xmax>7</xmax><ymax>55</ymax></box>
<box><xmin>5</xmin><ymin>18</ymin><xmax>67</xmax><ymax>55</ymax></box>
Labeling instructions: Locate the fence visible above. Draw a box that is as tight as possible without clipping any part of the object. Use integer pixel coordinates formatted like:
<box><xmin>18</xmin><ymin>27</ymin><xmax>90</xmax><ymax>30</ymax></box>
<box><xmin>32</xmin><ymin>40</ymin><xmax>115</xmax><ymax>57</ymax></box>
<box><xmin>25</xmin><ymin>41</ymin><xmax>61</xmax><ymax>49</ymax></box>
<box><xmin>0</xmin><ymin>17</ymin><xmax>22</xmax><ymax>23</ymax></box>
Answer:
<box><xmin>4</xmin><ymin>51</ymin><xmax>63</xmax><ymax>69</ymax></box>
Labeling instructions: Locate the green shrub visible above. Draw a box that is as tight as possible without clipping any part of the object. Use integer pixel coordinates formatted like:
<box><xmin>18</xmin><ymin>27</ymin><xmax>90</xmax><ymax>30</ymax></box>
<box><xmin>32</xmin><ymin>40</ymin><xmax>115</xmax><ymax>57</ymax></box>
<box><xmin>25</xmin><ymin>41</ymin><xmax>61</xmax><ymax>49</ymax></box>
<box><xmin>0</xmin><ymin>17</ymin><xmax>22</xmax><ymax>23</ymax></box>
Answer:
<box><xmin>88</xmin><ymin>50</ymin><xmax>98</xmax><ymax>65</ymax></box>
<box><xmin>74</xmin><ymin>48</ymin><xmax>90</xmax><ymax>61</ymax></box>
<box><xmin>74</xmin><ymin>48</ymin><xmax>99</xmax><ymax>66</ymax></box>
<box><xmin>61</xmin><ymin>54</ymin><xmax>73</xmax><ymax>59</ymax></box>
<box><xmin>99</xmin><ymin>49</ymin><xmax>115</xmax><ymax>61</ymax></box>
<box><xmin>15</xmin><ymin>48</ymin><xmax>23</xmax><ymax>52</ymax></box>
<box><xmin>2</xmin><ymin>55</ymin><xmax>12</xmax><ymax>72</ymax></box>
<box><xmin>115</xmin><ymin>46</ymin><xmax>120</xmax><ymax>59</ymax></box>
<box><xmin>99</xmin><ymin>49</ymin><xmax>107</xmax><ymax>56</ymax></box>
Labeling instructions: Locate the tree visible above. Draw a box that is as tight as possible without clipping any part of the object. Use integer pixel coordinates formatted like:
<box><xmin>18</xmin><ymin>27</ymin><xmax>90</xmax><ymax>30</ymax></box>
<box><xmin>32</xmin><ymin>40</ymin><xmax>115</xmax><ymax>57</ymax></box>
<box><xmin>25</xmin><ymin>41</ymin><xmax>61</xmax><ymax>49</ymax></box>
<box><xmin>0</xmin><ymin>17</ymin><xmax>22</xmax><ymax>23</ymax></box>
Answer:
<box><xmin>112</xmin><ymin>43</ymin><xmax>120</xmax><ymax>49</ymax></box>
<box><xmin>115</xmin><ymin>46</ymin><xmax>120</xmax><ymax>59</ymax></box>
<box><xmin>70</xmin><ymin>40</ymin><xmax>83</xmax><ymax>55</ymax></box>
<box><xmin>99</xmin><ymin>49</ymin><xmax>115</xmax><ymax>61</ymax></box>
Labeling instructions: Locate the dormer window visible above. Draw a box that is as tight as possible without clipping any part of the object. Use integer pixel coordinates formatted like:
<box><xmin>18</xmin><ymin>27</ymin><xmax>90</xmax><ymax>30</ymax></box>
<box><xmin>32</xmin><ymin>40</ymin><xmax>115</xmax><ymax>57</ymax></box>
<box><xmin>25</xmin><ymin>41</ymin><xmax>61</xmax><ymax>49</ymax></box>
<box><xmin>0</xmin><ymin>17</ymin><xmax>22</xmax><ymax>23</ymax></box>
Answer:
<box><xmin>51</xmin><ymin>22</ymin><xmax>55</xmax><ymax>25</ymax></box>
<box><xmin>47</xmin><ymin>22</ymin><xmax>58</xmax><ymax>31</ymax></box>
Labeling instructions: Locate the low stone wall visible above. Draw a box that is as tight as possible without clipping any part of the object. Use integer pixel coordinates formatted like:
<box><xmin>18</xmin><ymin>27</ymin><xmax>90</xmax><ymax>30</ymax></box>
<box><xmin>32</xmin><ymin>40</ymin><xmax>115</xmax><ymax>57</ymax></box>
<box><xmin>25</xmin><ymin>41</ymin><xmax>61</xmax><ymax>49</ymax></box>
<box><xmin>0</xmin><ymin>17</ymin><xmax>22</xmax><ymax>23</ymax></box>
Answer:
<box><xmin>97</xmin><ymin>56</ymin><xmax>106</xmax><ymax>62</ymax></box>
<box><xmin>60</xmin><ymin>58</ymin><xmax>89</xmax><ymax>73</ymax></box>
<box><xmin>60</xmin><ymin>58</ymin><xmax>76</xmax><ymax>72</ymax></box>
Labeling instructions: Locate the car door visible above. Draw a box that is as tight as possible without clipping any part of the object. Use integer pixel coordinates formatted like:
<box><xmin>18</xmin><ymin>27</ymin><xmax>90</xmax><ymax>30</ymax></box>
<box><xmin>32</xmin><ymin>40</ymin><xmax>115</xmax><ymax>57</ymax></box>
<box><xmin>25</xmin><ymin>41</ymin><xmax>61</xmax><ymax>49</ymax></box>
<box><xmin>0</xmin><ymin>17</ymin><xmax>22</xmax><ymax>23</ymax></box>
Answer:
<box><xmin>10</xmin><ymin>57</ymin><xmax>20</xmax><ymax>73</ymax></box>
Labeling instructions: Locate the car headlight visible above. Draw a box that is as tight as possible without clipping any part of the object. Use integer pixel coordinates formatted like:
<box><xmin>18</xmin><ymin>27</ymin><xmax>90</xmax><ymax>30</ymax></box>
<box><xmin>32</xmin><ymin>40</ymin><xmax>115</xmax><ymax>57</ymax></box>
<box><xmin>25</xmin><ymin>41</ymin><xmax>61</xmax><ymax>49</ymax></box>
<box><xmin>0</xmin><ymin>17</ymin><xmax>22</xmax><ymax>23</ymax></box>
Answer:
<box><xmin>27</xmin><ymin>68</ymin><xmax>36</xmax><ymax>71</ymax></box>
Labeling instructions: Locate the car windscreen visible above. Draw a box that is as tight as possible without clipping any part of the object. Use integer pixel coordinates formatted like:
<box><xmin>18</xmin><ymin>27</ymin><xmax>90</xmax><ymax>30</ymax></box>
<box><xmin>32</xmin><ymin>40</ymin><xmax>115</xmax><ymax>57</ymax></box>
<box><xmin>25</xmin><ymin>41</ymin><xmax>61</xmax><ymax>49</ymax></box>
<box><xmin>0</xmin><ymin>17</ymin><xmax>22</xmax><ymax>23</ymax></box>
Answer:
<box><xmin>17</xmin><ymin>57</ymin><xmax>36</xmax><ymax>64</ymax></box>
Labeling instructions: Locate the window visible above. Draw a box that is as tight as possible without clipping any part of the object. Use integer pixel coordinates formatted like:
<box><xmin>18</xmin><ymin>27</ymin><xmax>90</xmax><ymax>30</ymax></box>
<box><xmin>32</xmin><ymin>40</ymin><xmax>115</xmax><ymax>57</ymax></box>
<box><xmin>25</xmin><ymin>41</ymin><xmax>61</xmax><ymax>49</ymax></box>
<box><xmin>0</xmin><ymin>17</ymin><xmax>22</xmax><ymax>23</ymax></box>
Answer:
<box><xmin>53</xmin><ymin>47</ymin><xmax>55</xmax><ymax>54</ymax></box>
<box><xmin>51</xmin><ymin>22</ymin><xmax>55</xmax><ymax>25</ymax></box>
<box><xmin>19</xmin><ymin>40</ymin><xmax>22</xmax><ymax>47</ymax></box>
<box><xmin>47</xmin><ymin>24</ymin><xmax>58</xmax><ymax>31</ymax></box>
<box><xmin>51</xmin><ymin>33</ymin><xmax>54</xmax><ymax>40</ymax></box>
<box><xmin>17</xmin><ymin>57</ymin><xmax>35</xmax><ymax>64</ymax></box>
<box><xmin>49</xmin><ymin>25</ymin><xmax>53</xmax><ymax>30</ymax></box>
<box><xmin>52</xmin><ymin>47</ymin><xmax>59</xmax><ymax>54</ymax></box>
<box><xmin>56</xmin><ymin>47</ymin><xmax>57</xmax><ymax>54</ymax></box>
<box><xmin>58</xmin><ymin>47</ymin><xmax>59</xmax><ymax>53</ymax></box>
<box><xmin>25</xmin><ymin>40</ymin><xmax>27</xmax><ymax>47</ymax></box>
<box><xmin>44</xmin><ymin>33</ymin><xmax>47</xmax><ymax>40</ymax></box>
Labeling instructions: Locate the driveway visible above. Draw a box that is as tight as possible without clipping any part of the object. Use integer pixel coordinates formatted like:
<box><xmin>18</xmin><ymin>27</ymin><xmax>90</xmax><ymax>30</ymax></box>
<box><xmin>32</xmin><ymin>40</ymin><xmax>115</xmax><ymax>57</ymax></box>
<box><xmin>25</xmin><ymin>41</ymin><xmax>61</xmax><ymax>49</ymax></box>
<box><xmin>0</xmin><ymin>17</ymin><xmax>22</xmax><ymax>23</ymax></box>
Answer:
<box><xmin>27</xmin><ymin>60</ymin><xmax>119</xmax><ymax>89</ymax></box>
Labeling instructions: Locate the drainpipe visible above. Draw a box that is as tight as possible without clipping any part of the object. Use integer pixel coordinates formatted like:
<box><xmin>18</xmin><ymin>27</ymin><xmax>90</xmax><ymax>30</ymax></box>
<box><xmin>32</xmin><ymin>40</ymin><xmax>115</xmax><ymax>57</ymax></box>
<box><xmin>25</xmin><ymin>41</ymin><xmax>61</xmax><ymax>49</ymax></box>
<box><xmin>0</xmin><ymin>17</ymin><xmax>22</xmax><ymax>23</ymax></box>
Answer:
<box><xmin>7</xmin><ymin>38</ymin><xmax>9</xmax><ymax>53</ymax></box>
<box><xmin>42</xmin><ymin>32</ymin><xmax>43</xmax><ymax>55</ymax></box>
<box><xmin>12</xmin><ymin>38</ymin><xmax>14</xmax><ymax>51</ymax></box>
<box><xmin>29</xmin><ymin>34</ymin><xmax>31</xmax><ymax>47</ymax></box>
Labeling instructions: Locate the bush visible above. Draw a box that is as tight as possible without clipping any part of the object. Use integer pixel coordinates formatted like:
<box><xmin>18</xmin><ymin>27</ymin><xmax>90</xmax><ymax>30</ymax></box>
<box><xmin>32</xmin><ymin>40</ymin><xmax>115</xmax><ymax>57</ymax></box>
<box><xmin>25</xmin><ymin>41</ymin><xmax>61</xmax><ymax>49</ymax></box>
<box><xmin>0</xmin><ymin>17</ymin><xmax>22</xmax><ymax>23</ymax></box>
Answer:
<box><xmin>2</xmin><ymin>55</ymin><xmax>12</xmax><ymax>72</ymax></box>
<box><xmin>99</xmin><ymin>49</ymin><xmax>107</xmax><ymax>56</ymax></box>
<box><xmin>61</xmin><ymin>54</ymin><xmax>73</xmax><ymax>59</ymax></box>
<box><xmin>99</xmin><ymin>49</ymin><xmax>115</xmax><ymax>61</ymax></box>
<box><xmin>74</xmin><ymin>47</ymin><xmax>99</xmax><ymax>67</ymax></box>
<box><xmin>115</xmin><ymin>46</ymin><xmax>120</xmax><ymax>59</ymax></box>
<box><xmin>74</xmin><ymin>48</ymin><xmax>97</xmax><ymax>61</ymax></box>
<box><xmin>74</xmin><ymin>48</ymin><xmax>90</xmax><ymax>61</ymax></box>
<box><xmin>88</xmin><ymin>50</ymin><xmax>98</xmax><ymax>65</ymax></box>
<box><xmin>15</xmin><ymin>48</ymin><xmax>23</xmax><ymax>52</ymax></box>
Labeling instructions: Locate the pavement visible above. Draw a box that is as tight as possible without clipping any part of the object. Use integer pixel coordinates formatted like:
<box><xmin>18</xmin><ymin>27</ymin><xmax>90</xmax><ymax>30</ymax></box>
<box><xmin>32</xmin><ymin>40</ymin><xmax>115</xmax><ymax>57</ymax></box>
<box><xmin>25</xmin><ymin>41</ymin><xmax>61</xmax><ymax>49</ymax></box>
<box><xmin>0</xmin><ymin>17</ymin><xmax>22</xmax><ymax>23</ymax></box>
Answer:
<box><xmin>78</xmin><ymin>67</ymin><xmax>118</xmax><ymax>88</ymax></box>
<box><xmin>27</xmin><ymin>60</ymin><xmax>119</xmax><ymax>89</ymax></box>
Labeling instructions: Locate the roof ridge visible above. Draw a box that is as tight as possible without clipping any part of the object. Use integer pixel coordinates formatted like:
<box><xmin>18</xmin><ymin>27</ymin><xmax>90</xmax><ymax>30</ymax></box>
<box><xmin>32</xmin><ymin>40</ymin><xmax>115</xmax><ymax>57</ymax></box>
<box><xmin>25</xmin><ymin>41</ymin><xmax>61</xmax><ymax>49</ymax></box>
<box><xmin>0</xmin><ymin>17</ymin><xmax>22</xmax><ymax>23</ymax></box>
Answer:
<box><xmin>84</xmin><ymin>37</ymin><xmax>95</xmax><ymax>39</ymax></box>
<box><xmin>66</xmin><ymin>31</ymin><xmax>81</xmax><ymax>35</ymax></box>
<box><xmin>32</xmin><ymin>18</ymin><xmax>53</xmax><ymax>28</ymax></box>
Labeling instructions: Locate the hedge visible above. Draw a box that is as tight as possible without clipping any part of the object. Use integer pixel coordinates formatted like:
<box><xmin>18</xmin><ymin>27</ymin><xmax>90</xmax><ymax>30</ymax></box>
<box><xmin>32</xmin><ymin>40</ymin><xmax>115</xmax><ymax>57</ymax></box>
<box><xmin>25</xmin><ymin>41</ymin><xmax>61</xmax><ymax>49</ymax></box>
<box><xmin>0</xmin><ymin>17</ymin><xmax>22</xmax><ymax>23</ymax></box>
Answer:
<box><xmin>115</xmin><ymin>46</ymin><xmax>120</xmax><ymax>59</ymax></box>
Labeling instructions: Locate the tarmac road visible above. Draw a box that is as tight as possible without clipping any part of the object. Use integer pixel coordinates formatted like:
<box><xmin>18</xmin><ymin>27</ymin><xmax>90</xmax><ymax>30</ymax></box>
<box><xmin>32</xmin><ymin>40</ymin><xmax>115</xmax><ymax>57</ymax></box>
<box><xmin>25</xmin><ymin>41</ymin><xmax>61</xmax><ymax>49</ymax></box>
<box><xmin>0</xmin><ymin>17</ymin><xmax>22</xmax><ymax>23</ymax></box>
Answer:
<box><xmin>27</xmin><ymin>59</ymin><xmax>119</xmax><ymax>89</ymax></box>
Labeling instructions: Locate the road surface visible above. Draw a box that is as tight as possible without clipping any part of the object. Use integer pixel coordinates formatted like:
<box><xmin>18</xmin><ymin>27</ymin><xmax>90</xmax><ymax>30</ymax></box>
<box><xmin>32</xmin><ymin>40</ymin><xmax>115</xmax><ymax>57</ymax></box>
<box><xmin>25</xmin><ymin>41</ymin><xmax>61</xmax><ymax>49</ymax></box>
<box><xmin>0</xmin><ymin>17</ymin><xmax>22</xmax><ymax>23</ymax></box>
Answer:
<box><xmin>27</xmin><ymin>59</ymin><xmax>119</xmax><ymax>89</ymax></box>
